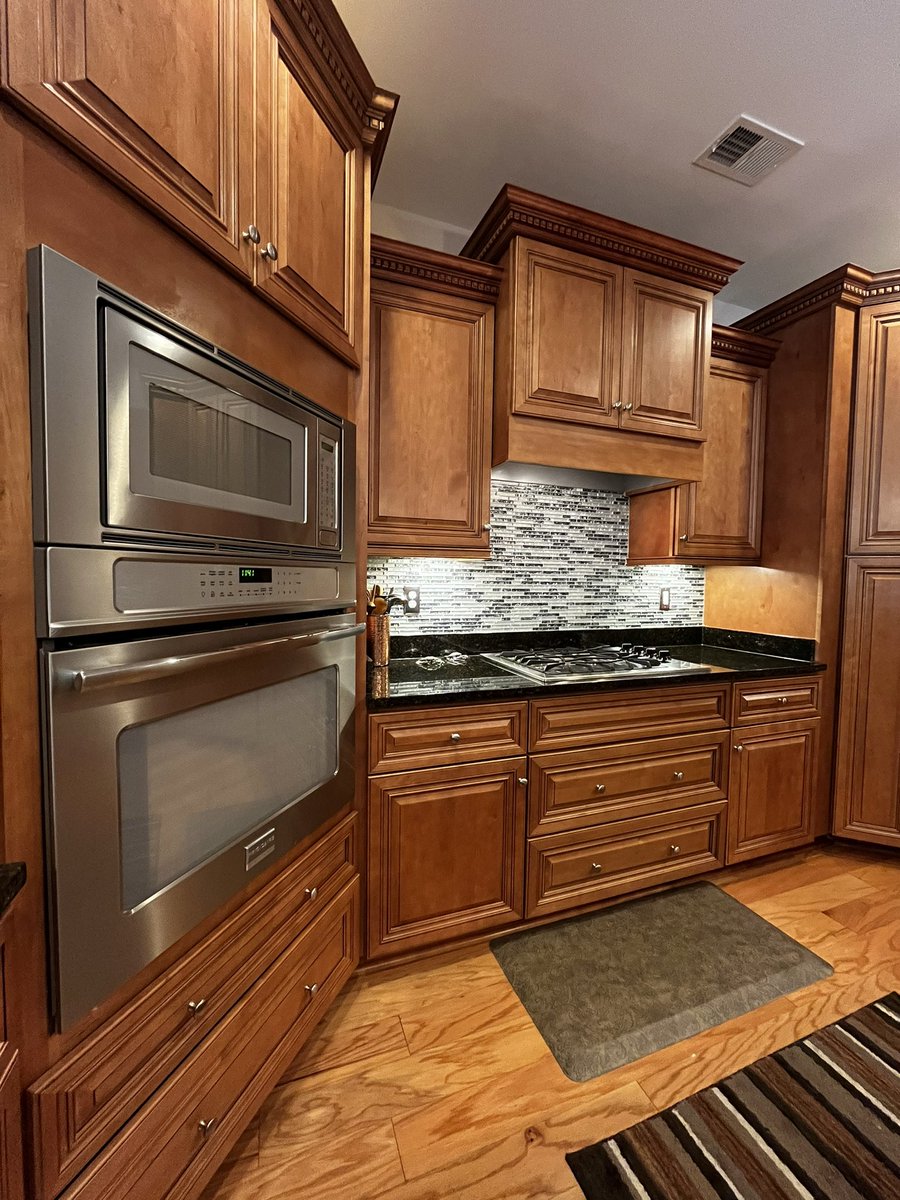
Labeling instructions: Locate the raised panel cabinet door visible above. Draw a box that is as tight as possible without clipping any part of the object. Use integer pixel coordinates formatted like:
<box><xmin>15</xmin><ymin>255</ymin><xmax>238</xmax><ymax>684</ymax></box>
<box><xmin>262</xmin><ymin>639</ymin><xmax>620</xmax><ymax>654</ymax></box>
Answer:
<box><xmin>1</xmin><ymin>0</ymin><xmax>254</xmax><ymax>274</ymax></box>
<box><xmin>513</xmin><ymin>240</ymin><xmax>622</xmax><ymax>427</ymax></box>
<box><xmin>0</xmin><ymin>1045</ymin><xmax>24</xmax><ymax>1200</ymax></box>
<box><xmin>367</xmin><ymin>760</ymin><xmax>527</xmax><ymax>958</ymax></box>
<box><xmin>727</xmin><ymin>718</ymin><xmax>819</xmax><ymax>864</ymax></box>
<box><xmin>255</xmin><ymin>0</ymin><xmax>363</xmax><ymax>364</ymax></box>
<box><xmin>368</xmin><ymin>285</ymin><xmax>493</xmax><ymax>554</ymax></box>
<box><xmin>674</xmin><ymin>359</ymin><xmax>766</xmax><ymax>560</ymax></box>
<box><xmin>833</xmin><ymin>559</ymin><xmax>900</xmax><ymax>846</ymax></box>
<box><xmin>849</xmin><ymin>304</ymin><xmax>900</xmax><ymax>552</ymax></box>
<box><xmin>620</xmin><ymin>269</ymin><xmax>712</xmax><ymax>441</ymax></box>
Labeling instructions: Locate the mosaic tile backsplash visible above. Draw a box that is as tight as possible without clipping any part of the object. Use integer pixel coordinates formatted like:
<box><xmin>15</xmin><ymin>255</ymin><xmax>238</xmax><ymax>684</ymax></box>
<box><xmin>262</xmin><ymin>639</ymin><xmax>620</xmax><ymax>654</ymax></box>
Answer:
<box><xmin>367</xmin><ymin>480</ymin><xmax>705</xmax><ymax>635</ymax></box>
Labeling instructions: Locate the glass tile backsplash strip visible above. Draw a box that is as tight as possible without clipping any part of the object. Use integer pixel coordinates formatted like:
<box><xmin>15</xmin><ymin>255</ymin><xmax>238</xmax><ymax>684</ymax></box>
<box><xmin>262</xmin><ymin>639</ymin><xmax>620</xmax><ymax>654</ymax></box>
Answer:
<box><xmin>368</xmin><ymin>480</ymin><xmax>704</xmax><ymax>636</ymax></box>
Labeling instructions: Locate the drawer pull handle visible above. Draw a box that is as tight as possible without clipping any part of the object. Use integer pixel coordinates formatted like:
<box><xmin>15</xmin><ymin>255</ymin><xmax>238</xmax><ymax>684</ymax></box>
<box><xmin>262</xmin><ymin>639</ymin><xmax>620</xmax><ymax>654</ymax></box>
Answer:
<box><xmin>305</xmin><ymin>885</ymin><xmax>318</xmax><ymax>902</ymax></box>
<box><xmin>450</xmin><ymin>732</ymin><xmax>461</xmax><ymax>743</ymax></box>
<box><xmin>187</xmin><ymin>999</ymin><xmax>207</xmax><ymax>1017</ymax></box>
<box><xmin>673</xmin><ymin>770</ymin><xmax>684</xmax><ymax>781</ymax></box>
<box><xmin>305</xmin><ymin>982</ymin><xmax>319</xmax><ymax>998</ymax></box>
<box><xmin>591</xmin><ymin>862</ymin><xmax>603</xmax><ymax>873</ymax></box>
<box><xmin>518</xmin><ymin>777</ymin><xmax>528</xmax><ymax>786</ymax></box>
<box><xmin>669</xmin><ymin>844</ymin><xmax>681</xmax><ymax>855</ymax></box>
<box><xmin>199</xmin><ymin>1118</ymin><xmax>217</xmax><ymax>1138</ymax></box>
<box><xmin>595</xmin><ymin>783</ymin><xmax>606</xmax><ymax>794</ymax></box>
<box><xmin>734</xmin><ymin>744</ymin><xmax>743</xmax><ymax>752</ymax></box>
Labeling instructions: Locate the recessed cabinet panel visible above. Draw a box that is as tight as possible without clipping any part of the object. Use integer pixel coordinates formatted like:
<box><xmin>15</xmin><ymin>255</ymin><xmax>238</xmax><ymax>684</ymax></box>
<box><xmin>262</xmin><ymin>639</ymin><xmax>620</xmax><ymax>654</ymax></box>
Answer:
<box><xmin>620</xmin><ymin>269</ymin><xmax>711</xmax><ymax>440</ymax></box>
<box><xmin>849</xmin><ymin>306</ymin><xmax>900</xmax><ymax>552</ymax></box>
<box><xmin>1</xmin><ymin>0</ymin><xmax>252</xmax><ymax>271</ymax></box>
<box><xmin>727</xmin><ymin>719</ymin><xmax>819</xmax><ymax>863</ymax></box>
<box><xmin>518</xmin><ymin>243</ymin><xmax>622</xmax><ymax>426</ymax></box>
<box><xmin>834</xmin><ymin>559</ymin><xmax>900</xmax><ymax>846</ymax></box>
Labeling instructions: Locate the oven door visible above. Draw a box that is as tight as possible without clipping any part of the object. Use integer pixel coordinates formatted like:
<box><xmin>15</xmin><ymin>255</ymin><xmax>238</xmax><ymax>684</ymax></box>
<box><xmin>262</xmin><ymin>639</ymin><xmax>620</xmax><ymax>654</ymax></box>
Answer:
<box><xmin>104</xmin><ymin>306</ymin><xmax>336</xmax><ymax>550</ymax></box>
<box><xmin>41</xmin><ymin>612</ymin><xmax>362</xmax><ymax>1031</ymax></box>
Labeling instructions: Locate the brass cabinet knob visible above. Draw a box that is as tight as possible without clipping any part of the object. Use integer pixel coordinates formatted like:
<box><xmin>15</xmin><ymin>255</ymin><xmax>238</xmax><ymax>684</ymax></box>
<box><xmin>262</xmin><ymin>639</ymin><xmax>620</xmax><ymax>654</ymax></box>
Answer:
<box><xmin>595</xmin><ymin>783</ymin><xmax>606</xmax><ymax>794</ymax></box>
<box><xmin>612</xmin><ymin>400</ymin><xmax>623</xmax><ymax>410</ymax></box>
<box><xmin>518</xmin><ymin>777</ymin><xmax>528</xmax><ymax>786</ymax></box>
<box><xmin>669</xmin><ymin>844</ymin><xmax>681</xmax><ymax>855</ymax></box>
<box><xmin>734</xmin><ymin>744</ymin><xmax>744</xmax><ymax>752</ymax></box>
<box><xmin>241</xmin><ymin>224</ymin><xmax>260</xmax><ymax>244</ymax></box>
<box><xmin>779</xmin><ymin>696</ymin><xmax>789</xmax><ymax>704</ymax></box>
<box><xmin>450</xmin><ymin>732</ymin><xmax>461</xmax><ymax>742</ymax></box>
<box><xmin>673</xmin><ymin>770</ymin><xmax>684</xmax><ymax>781</ymax></box>
<box><xmin>187</xmin><ymin>998</ymin><xmax>207</xmax><ymax>1017</ymax></box>
<box><xmin>199</xmin><ymin>1117</ymin><xmax>218</xmax><ymax>1138</ymax></box>
<box><xmin>304</xmin><ymin>885</ymin><xmax>318</xmax><ymax>902</ymax></box>
<box><xmin>260</xmin><ymin>241</ymin><xmax>278</xmax><ymax>261</ymax></box>
<box><xmin>483</xmin><ymin>524</ymin><xmax>492</xmax><ymax>531</ymax></box>
<box><xmin>623</xmin><ymin>402</ymin><xmax>634</xmax><ymax>411</ymax></box>
<box><xmin>591</xmin><ymin>862</ymin><xmax>603</xmax><ymax>872</ymax></box>
<box><xmin>305</xmin><ymin>982</ymin><xmax>319</xmax><ymax>997</ymax></box>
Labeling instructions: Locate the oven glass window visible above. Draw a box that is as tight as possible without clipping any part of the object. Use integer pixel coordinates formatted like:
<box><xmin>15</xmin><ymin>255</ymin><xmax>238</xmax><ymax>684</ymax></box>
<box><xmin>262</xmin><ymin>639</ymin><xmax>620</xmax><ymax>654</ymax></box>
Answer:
<box><xmin>117</xmin><ymin>668</ymin><xmax>338</xmax><ymax>911</ymax></box>
<box><xmin>148</xmin><ymin>385</ymin><xmax>292</xmax><ymax>505</ymax></box>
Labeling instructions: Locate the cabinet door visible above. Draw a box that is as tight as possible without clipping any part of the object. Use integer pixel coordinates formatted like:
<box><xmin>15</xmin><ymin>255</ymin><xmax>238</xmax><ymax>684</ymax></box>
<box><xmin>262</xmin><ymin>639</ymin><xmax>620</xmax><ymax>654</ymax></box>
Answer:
<box><xmin>0</xmin><ymin>1046</ymin><xmax>24</xmax><ymax>1200</ymax></box>
<box><xmin>833</xmin><ymin>559</ymin><xmax>900</xmax><ymax>846</ymax></box>
<box><xmin>727</xmin><ymin>719</ymin><xmax>819</xmax><ymax>863</ymax></box>
<box><xmin>848</xmin><ymin>304</ymin><xmax>900</xmax><ymax>552</ymax></box>
<box><xmin>368</xmin><ymin>284</ymin><xmax>493</xmax><ymax>554</ymax></box>
<box><xmin>674</xmin><ymin>358</ymin><xmax>766</xmax><ymax>559</ymax></box>
<box><xmin>513</xmin><ymin>240</ymin><xmax>622</xmax><ymax>427</ymax></box>
<box><xmin>1</xmin><ymin>0</ymin><xmax>253</xmax><ymax>274</ymax></box>
<box><xmin>368</xmin><ymin>760</ymin><xmax>526</xmax><ymax>958</ymax></box>
<box><xmin>255</xmin><ymin>0</ymin><xmax>363</xmax><ymax>364</ymax></box>
<box><xmin>620</xmin><ymin>269</ymin><xmax>711</xmax><ymax>441</ymax></box>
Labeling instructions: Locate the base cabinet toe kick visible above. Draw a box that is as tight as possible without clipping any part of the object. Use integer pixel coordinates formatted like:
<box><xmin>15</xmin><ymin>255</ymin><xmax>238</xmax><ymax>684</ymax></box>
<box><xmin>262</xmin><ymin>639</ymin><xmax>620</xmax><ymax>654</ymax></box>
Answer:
<box><xmin>366</xmin><ymin>675</ymin><xmax>822</xmax><ymax>961</ymax></box>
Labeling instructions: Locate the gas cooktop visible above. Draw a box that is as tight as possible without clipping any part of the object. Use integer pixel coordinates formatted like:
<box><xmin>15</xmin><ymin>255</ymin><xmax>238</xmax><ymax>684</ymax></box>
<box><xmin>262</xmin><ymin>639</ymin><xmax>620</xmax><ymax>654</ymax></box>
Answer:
<box><xmin>481</xmin><ymin>644</ymin><xmax>710</xmax><ymax>683</ymax></box>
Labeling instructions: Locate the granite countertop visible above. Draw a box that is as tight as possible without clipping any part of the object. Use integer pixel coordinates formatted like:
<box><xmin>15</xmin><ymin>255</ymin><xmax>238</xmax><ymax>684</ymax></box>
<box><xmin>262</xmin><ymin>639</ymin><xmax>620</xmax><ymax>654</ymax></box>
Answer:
<box><xmin>0</xmin><ymin>862</ymin><xmax>26</xmax><ymax>921</ymax></box>
<box><xmin>367</xmin><ymin>626</ymin><xmax>825</xmax><ymax>709</ymax></box>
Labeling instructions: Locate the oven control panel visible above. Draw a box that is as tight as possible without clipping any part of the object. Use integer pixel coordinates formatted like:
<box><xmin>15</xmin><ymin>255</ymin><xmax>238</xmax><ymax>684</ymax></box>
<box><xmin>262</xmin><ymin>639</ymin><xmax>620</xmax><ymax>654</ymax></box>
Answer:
<box><xmin>113</xmin><ymin>558</ymin><xmax>343</xmax><ymax>616</ymax></box>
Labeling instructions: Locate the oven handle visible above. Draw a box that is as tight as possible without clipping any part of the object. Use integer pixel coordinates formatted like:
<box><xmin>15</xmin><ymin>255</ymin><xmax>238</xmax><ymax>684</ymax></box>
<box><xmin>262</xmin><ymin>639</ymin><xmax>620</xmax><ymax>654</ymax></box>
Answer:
<box><xmin>69</xmin><ymin>622</ymin><xmax>365</xmax><ymax>694</ymax></box>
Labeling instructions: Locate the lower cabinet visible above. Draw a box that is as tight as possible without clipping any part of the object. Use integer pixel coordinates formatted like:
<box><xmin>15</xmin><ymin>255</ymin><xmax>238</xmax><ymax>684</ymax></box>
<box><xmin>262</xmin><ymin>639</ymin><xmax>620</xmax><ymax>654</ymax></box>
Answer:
<box><xmin>0</xmin><ymin>1045</ymin><xmax>24</xmax><ymax>1200</ymax></box>
<box><xmin>367</xmin><ymin>760</ymin><xmax>527</xmax><ymax>958</ymax></box>
<box><xmin>727</xmin><ymin>719</ymin><xmax>819</xmax><ymax>863</ymax></box>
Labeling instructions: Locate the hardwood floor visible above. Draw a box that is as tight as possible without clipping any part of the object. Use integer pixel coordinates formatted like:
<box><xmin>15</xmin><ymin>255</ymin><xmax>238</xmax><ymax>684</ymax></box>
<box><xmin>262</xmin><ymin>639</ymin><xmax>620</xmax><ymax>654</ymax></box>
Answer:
<box><xmin>202</xmin><ymin>843</ymin><xmax>900</xmax><ymax>1200</ymax></box>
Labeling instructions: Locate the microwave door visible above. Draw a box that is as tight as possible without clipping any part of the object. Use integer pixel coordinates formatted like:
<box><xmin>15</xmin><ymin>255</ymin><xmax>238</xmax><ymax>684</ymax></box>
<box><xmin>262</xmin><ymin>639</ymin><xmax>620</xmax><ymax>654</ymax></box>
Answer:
<box><xmin>104</xmin><ymin>307</ymin><xmax>318</xmax><ymax>549</ymax></box>
<box><xmin>42</xmin><ymin>613</ymin><xmax>361</xmax><ymax>1031</ymax></box>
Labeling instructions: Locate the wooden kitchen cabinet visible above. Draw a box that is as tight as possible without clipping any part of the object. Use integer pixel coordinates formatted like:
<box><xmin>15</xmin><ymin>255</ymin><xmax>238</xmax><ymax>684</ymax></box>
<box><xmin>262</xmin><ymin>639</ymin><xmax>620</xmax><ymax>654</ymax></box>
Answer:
<box><xmin>367</xmin><ymin>238</ymin><xmax>501</xmax><ymax>556</ymax></box>
<box><xmin>848</xmin><ymin>303</ymin><xmax>900</xmax><ymax>553</ymax></box>
<box><xmin>367</xmin><ymin>759</ymin><xmax>526</xmax><ymax>958</ymax></box>
<box><xmin>727</xmin><ymin>718</ymin><xmax>819</xmax><ymax>863</ymax></box>
<box><xmin>628</xmin><ymin>326</ymin><xmax>778</xmax><ymax>564</ymax></box>
<box><xmin>0</xmin><ymin>1046</ymin><xmax>24</xmax><ymax>1200</ymax></box>
<box><xmin>1</xmin><ymin>0</ymin><xmax>391</xmax><ymax>364</ymax></box>
<box><xmin>833</xmin><ymin>559</ymin><xmax>900</xmax><ymax>847</ymax></box>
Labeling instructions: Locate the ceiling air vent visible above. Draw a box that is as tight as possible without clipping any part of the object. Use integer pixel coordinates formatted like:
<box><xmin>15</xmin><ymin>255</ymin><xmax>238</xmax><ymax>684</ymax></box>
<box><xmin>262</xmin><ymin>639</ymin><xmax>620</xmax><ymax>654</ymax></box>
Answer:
<box><xmin>694</xmin><ymin>115</ymin><xmax>803</xmax><ymax>186</ymax></box>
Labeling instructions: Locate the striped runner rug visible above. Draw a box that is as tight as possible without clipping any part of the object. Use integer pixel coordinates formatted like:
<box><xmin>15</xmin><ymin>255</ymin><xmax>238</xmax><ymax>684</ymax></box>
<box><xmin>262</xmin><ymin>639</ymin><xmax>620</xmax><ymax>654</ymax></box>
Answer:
<box><xmin>566</xmin><ymin>992</ymin><xmax>900</xmax><ymax>1199</ymax></box>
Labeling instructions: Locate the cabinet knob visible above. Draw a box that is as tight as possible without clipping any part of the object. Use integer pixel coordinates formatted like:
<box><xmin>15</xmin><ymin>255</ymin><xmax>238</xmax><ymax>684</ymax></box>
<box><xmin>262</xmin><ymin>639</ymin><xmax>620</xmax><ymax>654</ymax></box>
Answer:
<box><xmin>669</xmin><ymin>844</ymin><xmax>681</xmax><ymax>855</ymax></box>
<box><xmin>199</xmin><ymin>1117</ymin><xmax>218</xmax><ymax>1138</ymax></box>
<box><xmin>450</xmin><ymin>732</ymin><xmax>461</xmax><ymax>742</ymax></box>
<box><xmin>623</xmin><ymin>402</ymin><xmax>634</xmax><ymax>411</ymax></box>
<box><xmin>779</xmin><ymin>696</ymin><xmax>789</xmax><ymax>704</ymax></box>
<box><xmin>679</xmin><ymin>534</ymin><xmax>689</xmax><ymax>542</ymax></box>
<box><xmin>305</xmin><ymin>982</ymin><xmax>319</xmax><ymax>998</ymax></box>
<box><xmin>518</xmin><ymin>777</ymin><xmax>528</xmax><ymax>786</ymax></box>
<box><xmin>734</xmin><ymin>744</ymin><xmax>743</xmax><ymax>752</ymax></box>
<box><xmin>612</xmin><ymin>400</ymin><xmax>623</xmax><ymax>410</ymax></box>
<box><xmin>673</xmin><ymin>770</ymin><xmax>684</xmax><ymax>781</ymax></box>
<box><xmin>591</xmin><ymin>862</ymin><xmax>603</xmax><ymax>873</ymax></box>
<box><xmin>595</xmin><ymin>783</ymin><xmax>606</xmax><ymax>794</ymax></box>
<box><xmin>483</xmin><ymin>523</ymin><xmax>492</xmax><ymax>531</ymax></box>
<box><xmin>260</xmin><ymin>241</ymin><xmax>279</xmax><ymax>261</ymax></box>
<box><xmin>187</xmin><ymin>998</ymin><xmax>207</xmax><ymax>1017</ymax></box>
<box><xmin>304</xmin><ymin>885</ymin><xmax>318</xmax><ymax>902</ymax></box>
<box><xmin>241</xmin><ymin>224</ymin><xmax>260</xmax><ymax>244</ymax></box>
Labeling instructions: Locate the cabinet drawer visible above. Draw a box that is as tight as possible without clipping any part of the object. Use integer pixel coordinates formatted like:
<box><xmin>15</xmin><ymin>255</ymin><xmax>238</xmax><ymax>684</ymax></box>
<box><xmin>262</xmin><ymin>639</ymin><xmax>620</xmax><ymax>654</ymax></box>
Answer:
<box><xmin>30</xmin><ymin>814</ymin><xmax>356</xmax><ymax>1200</ymax></box>
<box><xmin>60</xmin><ymin>880</ymin><xmax>358</xmax><ymax>1200</ymax></box>
<box><xmin>529</xmin><ymin>683</ymin><xmax>730</xmax><ymax>753</ymax></box>
<box><xmin>529</xmin><ymin>731</ymin><xmax>729</xmax><ymax>835</ymax></box>
<box><xmin>369</xmin><ymin>702</ymin><xmax>528</xmax><ymax>772</ymax></box>
<box><xmin>526</xmin><ymin>802</ymin><xmax>726</xmax><ymax>919</ymax></box>
<box><xmin>732</xmin><ymin>675</ymin><xmax>822</xmax><ymax>726</ymax></box>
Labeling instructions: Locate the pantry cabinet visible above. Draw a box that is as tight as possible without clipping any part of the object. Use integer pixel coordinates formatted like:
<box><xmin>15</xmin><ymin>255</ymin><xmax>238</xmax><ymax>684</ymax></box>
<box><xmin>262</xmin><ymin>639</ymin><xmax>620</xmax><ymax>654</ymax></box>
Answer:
<box><xmin>1</xmin><ymin>0</ymin><xmax>390</xmax><ymax>364</ymax></box>
<box><xmin>367</xmin><ymin>238</ymin><xmax>502</xmax><ymax>556</ymax></box>
<box><xmin>848</xmin><ymin>303</ymin><xmax>900</xmax><ymax>553</ymax></box>
<box><xmin>628</xmin><ymin>326</ymin><xmax>777</xmax><ymax>564</ymax></box>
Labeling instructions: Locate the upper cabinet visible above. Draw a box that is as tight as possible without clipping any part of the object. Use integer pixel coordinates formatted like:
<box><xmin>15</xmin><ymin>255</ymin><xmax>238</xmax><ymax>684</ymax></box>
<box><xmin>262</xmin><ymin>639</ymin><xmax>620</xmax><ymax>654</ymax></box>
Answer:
<box><xmin>368</xmin><ymin>238</ymin><xmax>501</xmax><ymax>557</ymax></box>
<box><xmin>848</xmin><ymin>302</ymin><xmax>900</xmax><ymax>553</ymax></box>
<box><xmin>1</xmin><ymin>0</ymin><xmax>392</xmax><ymax>364</ymax></box>
<box><xmin>463</xmin><ymin>186</ymin><xmax>741</xmax><ymax>480</ymax></box>
<box><xmin>628</xmin><ymin>327</ymin><xmax>778</xmax><ymax>565</ymax></box>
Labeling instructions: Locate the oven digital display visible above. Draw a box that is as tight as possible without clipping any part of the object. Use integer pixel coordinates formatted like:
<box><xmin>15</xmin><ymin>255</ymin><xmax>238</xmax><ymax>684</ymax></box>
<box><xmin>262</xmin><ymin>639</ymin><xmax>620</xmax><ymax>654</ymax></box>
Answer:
<box><xmin>238</xmin><ymin>567</ymin><xmax>273</xmax><ymax>583</ymax></box>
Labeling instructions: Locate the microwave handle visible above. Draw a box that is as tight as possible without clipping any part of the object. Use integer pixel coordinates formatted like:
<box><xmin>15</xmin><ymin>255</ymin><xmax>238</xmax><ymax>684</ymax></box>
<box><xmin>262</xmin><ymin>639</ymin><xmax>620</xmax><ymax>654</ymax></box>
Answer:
<box><xmin>69</xmin><ymin>622</ymin><xmax>365</xmax><ymax>694</ymax></box>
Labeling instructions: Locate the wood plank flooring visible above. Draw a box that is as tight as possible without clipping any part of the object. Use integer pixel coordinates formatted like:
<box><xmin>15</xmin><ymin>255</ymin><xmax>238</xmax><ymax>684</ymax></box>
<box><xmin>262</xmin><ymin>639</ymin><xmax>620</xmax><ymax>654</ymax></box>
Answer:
<box><xmin>202</xmin><ymin>843</ymin><xmax>900</xmax><ymax>1200</ymax></box>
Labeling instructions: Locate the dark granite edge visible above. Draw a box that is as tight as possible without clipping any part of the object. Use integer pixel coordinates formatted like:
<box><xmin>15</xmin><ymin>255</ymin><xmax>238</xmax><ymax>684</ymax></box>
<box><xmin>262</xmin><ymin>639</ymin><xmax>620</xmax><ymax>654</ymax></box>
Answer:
<box><xmin>701</xmin><ymin>627</ymin><xmax>817</xmax><ymax>662</ymax></box>
<box><xmin>0</xmin><ymin>862</ymin><xmax>26</xmax><ymax>920</ymax></box>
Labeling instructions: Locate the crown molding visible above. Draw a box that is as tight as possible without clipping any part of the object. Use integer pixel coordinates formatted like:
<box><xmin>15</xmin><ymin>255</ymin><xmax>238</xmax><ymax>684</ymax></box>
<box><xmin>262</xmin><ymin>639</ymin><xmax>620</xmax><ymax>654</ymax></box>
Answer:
<box><xmin>369</xmin><ymin>90</ymin><xmax>399</xmax><ymax>182</ymax></box>
<box><xmin>731</xmin><ymin>264</ymin><xmax>900</xmax><ymax>334</ymax></box>
<box><xmin>371</xmin><ymin>236</ymin><xmax>503</xmax><ymax>300</ymax></box>
<box><xmin>710</xmin><ymin>324</ymin><xmax>780</xmax><ymax>367</ymax></box>
<box><xmin>461</xmin><ymin>184</ymin><xmax>742</xmax><ymax>292</ymax></box>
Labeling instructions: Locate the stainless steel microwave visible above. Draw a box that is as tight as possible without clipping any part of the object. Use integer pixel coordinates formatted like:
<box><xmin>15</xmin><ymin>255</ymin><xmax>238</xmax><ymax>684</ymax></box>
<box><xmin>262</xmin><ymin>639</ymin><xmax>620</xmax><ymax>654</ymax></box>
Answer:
<box><xmin>28</xmin><ymin>246</ymin><xmax>354</xmax><ymax>561</ymax></box>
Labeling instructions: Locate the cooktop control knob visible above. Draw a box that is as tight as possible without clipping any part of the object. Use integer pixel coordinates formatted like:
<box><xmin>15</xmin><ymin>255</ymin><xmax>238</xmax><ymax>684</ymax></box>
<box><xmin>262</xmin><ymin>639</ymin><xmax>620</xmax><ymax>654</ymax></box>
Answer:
<box><xmin>656</xmin><ymin>649</ymin><xmax>671</xmax><ymax>661</ymax></box>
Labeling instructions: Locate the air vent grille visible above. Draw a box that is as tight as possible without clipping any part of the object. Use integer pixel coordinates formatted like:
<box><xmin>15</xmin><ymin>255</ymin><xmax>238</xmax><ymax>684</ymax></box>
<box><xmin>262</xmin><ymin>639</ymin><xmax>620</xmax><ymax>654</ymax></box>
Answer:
<box><xmin>694</xmin><ymin>116</ymin><xmax>803</xmax><ymax>186</ymax></box>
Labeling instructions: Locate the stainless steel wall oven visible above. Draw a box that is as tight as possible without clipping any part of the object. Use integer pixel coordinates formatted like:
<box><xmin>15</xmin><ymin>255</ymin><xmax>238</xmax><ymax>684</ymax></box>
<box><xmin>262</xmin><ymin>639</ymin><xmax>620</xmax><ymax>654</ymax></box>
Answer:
<box><xmin>29</xmin><ymin>247</ymin><xmax>361</xmax><ymax>1031</ymax></box>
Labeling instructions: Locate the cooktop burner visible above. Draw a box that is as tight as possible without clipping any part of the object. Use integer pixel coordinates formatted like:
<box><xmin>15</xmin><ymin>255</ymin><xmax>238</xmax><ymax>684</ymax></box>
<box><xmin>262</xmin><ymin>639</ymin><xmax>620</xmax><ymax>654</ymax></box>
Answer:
<box><xmin>481</xmin><ymin>644</ymin><xmax>710</xmax><ymax>683</ymax></box>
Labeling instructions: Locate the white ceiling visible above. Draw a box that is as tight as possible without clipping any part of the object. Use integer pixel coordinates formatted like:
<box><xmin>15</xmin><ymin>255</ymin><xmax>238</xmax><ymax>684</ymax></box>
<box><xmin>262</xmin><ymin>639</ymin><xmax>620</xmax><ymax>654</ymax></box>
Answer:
<box><xmin>335</xmin><ymin>0</ymin><xmax>900</xmax><ymax>315</ymax></box>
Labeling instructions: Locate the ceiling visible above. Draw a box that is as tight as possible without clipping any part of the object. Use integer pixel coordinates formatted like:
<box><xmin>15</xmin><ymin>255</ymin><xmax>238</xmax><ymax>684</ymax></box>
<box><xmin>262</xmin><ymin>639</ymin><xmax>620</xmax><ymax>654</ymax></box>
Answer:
<box><xmin>335</xmin><ymin>0</ymin><xmax>900</xmax><ymax>316</ymax></box>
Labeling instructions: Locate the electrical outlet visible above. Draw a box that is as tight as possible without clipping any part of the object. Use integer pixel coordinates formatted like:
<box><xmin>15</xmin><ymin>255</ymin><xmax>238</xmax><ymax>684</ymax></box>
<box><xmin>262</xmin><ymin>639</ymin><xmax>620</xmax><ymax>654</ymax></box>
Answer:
<box><xmin>659</xmin><ymin>588</ymin><xmax>671</xmax><ymax>611</ymax></box>
<box><xmin>403</xmin><ymin>586</ymin><xmax>420</xmax><ymax>615</ymax></box>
